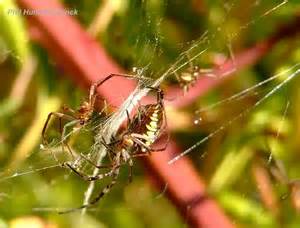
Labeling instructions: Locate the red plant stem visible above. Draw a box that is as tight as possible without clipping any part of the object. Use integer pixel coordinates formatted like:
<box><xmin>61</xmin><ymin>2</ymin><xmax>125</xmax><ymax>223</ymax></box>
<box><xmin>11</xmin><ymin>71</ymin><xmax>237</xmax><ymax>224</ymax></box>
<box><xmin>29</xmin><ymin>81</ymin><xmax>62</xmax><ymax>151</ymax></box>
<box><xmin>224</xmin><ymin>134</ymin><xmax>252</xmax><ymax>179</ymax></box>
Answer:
<box><xmin>143</xmin><ymin>141</ymin><xmax>233</xmax><ymax>227</ymax></box>
<box><xmin>17</xmin><ymin>0</ymin><xmax>234</xmax><ymax>227</ymax></box>
<box><xmin>18</xmin><ymin>0</ymin><xmax>136</xmax><ymax>107</ymax></box>
<box><xmin>168</xmin><ymin>41</ymin><xmax>271</xmax><ymax>108</ymax></box>
<box><xmin>169</xmin><ymin>15</ymin><xmax>300</xmax><ymax>108</ymax></box>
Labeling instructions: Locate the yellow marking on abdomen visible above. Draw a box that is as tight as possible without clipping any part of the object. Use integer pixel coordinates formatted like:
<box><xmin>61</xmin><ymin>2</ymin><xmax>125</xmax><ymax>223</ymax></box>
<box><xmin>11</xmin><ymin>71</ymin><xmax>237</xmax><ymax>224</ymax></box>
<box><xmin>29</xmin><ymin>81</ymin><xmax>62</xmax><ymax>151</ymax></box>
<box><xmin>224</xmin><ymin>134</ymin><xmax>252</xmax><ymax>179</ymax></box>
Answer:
<box><xmin>149</xmin><ymin>121</ymin><xmax>157</xmax><ymax>128</ymax></box>
<box><xmin>146</xmin><ymin>131</ymin><xmax>155</xmax><ymax>137</ymax></box>
<box><xmin>146</xmin><ymin>124</ymin><xmax>156</xmax><ymax>132</ymax></box>
<box><xmin>150</xmin><ymin>116</ymin><xmax>158</xmax><ymax>122</ymax></box>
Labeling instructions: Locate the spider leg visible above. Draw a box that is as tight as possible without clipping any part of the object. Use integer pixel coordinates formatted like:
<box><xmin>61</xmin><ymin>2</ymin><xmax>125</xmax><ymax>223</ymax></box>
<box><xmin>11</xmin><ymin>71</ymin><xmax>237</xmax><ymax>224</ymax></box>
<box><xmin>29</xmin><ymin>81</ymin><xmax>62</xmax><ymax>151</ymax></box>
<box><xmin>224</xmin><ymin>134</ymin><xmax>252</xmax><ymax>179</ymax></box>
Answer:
<box><xmin>63</xmin><ymin>162</ymin><xmax>118</xmax><ymax>181</ymax></box>
<box><xmin>100</xmin><ymin>99</ymin><xmax>109</xmax><ymax>115</ymax></box>
<box><xmin>150</xmin><ymin>122</ymin><xmax>169</xmax><ymax>152</ymax></box>
<box><xmin>131</xmin><ymin>142</ymin><xmax>167</xmax><ymax>157</ymax></box>
<box><xmin>79</xmin><ymin>153</ymin><xmax>114</xmax><ymax>169</ymax></box>
<box><xmin>59</xmin><ymin>168</ymin><xmax>120</xmax><ymax>214</ymax></box>
<box><xmin>89</xmin><ymin>73</ymin><xmax>141</xmax><ymax>106</ymax></box>
<box><xmin>128</xmin><ymin>158</ymin><xmax>133</xmax><ymax>183</ymax></box>
<box><xmin>174</xmin><ymin>70</ymin><xmax>181</xmax><ymax>82</ymax></box>
<box><xmin>129</xmin><ymin>134</ymin><xmax>152</xmax><ymax>152</ymax></box>
<box><xmin>61</xmin><ymin>120</ymin><xmax>79</xmax><ymax>160</ymax></box>
<box><xmin>131</xmin><ymin>148</ymin><xmax>166</xmax><ymax>158</ymax></box>
<box><xmin>132</xmin><ymin>153</ymin><xmax>149</xmax><ymax>158</ymax></box>
<box><xmin>145</xmin><ymin>86</ymin><xmax>164</xmax><ymax>105</ymax></box>
<box><xmin>88</xmin><ymin>168</ymin><xmax>119</xmax><ymax>202</ymax></box>
<box><xmin>62</xmin><ymin>105</ymin><xmax>76</xmax><ymax>115</ymax></box>
<box><xmin>126</xmin><ymin>109</ymin><xmax>131</xmax><ymax>126</ymax></box>
<box><xmin>130</xmin><ymin>134</ymin><xmax>161</xmax><ymax>152</ymax></box>
<box><xmin>198</xmin><ymin>68</ymin><xmax>217</xmax><ymax>78</ymax></box>
<box><xmin>120</xmin><ymin>149</ymin><xmax>134</xmax><ymax>183</ymax></box>
<box><xmin>150</xmin><ymin>140</ymin><xmax>169</xmax><ymax>151</ymax></box>
<box><xmin>135</xmin><ymin>106</ymin><xmax>147</xmax><ymax>127</ymax></box>
<box><xmin>172</xmin><ymin>67</ymin><xmax>187</xmax><ymax>92</ymax></box>
<box><xmin>42</xmin><ymin>112</ymin><xmax>75</xmax><ymax>162</ymax></box>
<box><xmin>100</xmin><ymin>136</ymin><xmax>121</xmax><ymax>162</ymax></box>
<box><xmin>42</xmin><ymin>112</ymin><xmax>74</xmax><ymax>145</ymax></box>
<box><xmin>131</xmin><ymin>132</ymin><xmax>169</xmax><ymax>152</ymax></box>
<box><xmin>145</xmin><ymin>131</ymin><xmax>169</xmax><ymax>152</ymax></box>
<box><xmin>102</xmin><ymin>136</ymin><xmax>121</xmax><ymax>147</ymax></box>
<box><xmin>130</xmin><ymin>133</ymin><xmax>150</xmax><ymax>142</ymax></box>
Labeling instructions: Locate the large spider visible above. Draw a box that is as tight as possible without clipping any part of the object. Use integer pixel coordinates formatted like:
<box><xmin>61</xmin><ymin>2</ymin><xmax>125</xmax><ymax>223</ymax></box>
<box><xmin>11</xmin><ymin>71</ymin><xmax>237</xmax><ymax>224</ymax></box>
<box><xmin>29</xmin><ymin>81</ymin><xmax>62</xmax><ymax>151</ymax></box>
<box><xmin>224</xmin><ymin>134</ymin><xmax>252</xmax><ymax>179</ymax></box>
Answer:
<box><xmin>58</xmin><ymin>81</ymin><xmax>168</xmax><ymax>213</ymax></box>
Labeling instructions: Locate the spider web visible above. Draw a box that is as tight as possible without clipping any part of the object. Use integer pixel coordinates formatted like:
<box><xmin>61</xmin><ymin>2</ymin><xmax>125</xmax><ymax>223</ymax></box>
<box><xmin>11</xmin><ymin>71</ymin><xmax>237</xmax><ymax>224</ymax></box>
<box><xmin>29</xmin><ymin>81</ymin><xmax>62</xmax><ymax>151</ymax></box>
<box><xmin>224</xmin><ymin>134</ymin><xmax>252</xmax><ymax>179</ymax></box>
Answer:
<box><xmin>0</xmin><ymin>0</ymin><xmax>298</xmax><ymax>226</ymax></box>
<box><xmin>80</xmin><ymin>0</ymin><xmax>296</xmax><ymax>222</ymax></box>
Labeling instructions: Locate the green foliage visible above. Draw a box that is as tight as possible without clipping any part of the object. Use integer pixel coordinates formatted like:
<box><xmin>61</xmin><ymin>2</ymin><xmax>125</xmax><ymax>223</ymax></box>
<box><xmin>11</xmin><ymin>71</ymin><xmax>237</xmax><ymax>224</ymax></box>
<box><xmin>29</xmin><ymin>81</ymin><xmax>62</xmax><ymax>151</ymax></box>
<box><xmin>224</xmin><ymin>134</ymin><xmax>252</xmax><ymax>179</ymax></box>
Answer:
<box><xmin>218</xmin><ymin>191</ymin><xmax>275</xmax><ymax>226</ymax></box>
<box><xmin>0</xmin><ymin>0</ymin><xmax>300</xmax><ymax>227</ymax></box>
<box><xmin>0</xmin><ymin>0</ymin><xmax>29</xmax><ymax>66</ymax></box>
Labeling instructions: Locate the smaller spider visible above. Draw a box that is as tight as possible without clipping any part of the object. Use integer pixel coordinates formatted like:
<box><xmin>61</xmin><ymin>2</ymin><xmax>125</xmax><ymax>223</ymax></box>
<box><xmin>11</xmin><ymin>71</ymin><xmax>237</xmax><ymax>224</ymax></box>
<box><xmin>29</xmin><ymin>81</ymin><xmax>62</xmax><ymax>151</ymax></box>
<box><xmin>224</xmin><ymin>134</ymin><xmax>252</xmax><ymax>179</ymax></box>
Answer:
<box><xmin>175</xmin><ymin>65</ymin><xmax>216</xmax><ymax>93</ymax></box>
<box><xmin>41</xmin><ymin>73</ymin><xmax>134</xmax><ymax>162</ymax></box>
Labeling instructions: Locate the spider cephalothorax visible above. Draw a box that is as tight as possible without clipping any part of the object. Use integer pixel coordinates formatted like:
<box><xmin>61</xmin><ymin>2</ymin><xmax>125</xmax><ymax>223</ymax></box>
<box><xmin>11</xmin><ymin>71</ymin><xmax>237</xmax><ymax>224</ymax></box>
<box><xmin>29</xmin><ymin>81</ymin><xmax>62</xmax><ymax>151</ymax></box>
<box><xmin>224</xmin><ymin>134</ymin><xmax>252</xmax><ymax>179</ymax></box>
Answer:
<box><xmin>76</xmin><ymin>101</ymin><xmax>93</xmax><ymax>125</ymax></box>
<box><xmin>176</xmin><ymin>64</ymin><xmax>216</xmax><ymax>93</ymax></box>
<box><xmin>176</xmin><ymin>65</ymin><xmax>200</xmax><ymax>92</ymax></box>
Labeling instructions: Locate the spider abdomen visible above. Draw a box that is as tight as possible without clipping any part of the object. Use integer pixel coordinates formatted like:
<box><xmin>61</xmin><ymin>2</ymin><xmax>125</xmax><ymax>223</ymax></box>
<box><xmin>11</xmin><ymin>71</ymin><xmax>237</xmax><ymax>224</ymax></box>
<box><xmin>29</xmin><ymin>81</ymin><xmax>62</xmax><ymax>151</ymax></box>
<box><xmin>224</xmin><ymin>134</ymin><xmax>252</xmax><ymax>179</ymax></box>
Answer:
<box><xmin>134</xmin><ymin>104</ymin><xmax>164</xmax><ymax>146</ymax></box>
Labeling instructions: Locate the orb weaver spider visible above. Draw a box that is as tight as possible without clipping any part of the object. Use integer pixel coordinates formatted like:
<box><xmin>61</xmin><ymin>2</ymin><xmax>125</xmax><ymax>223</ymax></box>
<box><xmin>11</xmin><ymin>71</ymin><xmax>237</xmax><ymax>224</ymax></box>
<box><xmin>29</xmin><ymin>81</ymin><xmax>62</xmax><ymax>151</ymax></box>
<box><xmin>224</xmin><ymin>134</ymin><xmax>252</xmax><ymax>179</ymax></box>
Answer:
<box><xmin>57</xmin><ymin>80</ymin><xmax>168</xmax><ymax>213</ymax></box>
<box><xmin>174</xmin><ymin>53</ymin><xmax>216</xmax><ymax>93</ymax></box>
<box><xmin>41</xmin><ymin>73</ymin><xmax>137</xmax><ymax>162</ymax></box>
<box><xmin>175</xmin><ymin>65</ymin><xmax>216</xmax><ymax>93</ymax></box>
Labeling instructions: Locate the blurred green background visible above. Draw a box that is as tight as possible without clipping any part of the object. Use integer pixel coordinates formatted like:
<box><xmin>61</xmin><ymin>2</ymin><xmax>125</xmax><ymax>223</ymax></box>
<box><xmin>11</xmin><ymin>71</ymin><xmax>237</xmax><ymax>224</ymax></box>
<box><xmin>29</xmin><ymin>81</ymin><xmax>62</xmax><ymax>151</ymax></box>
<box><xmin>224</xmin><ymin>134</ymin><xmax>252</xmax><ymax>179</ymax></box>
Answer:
<box><xmin>1</xmin><ymin>0</ymin><xmax>300</xmax><ymax>227</ymax></box>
